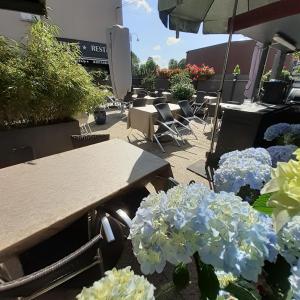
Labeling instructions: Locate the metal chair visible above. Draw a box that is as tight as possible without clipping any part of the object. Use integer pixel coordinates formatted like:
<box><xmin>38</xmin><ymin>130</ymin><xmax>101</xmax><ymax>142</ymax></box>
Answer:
<box><xmin>132</xmin><ymin>98</ymin><xmax>147</xmax><ymax>107</ymax></box>
<box><xmin>0</xmin><ymin>146</ymin><xmax>34</xmax><ymax>169</ymax></box>
<box><xmin>203</xmin><ymin>103</ymin><xmax>223</xmax><ymax>132</ymax></box>
<box><xmin>71</xmin><ymin>134</ymin><xmax>110</xmax><ymax>149</ymax></box>
<box><xmin>154</xmin><ymin>103</ymin><xmax>191</xmax><ymax>152</ymax></box>
<box><xmin>192</xmin><ymin>90</ymin><xmax>208</xmax><ymax>115</ymax></box>
<box><xmin>152</xmin><ymin>97</ymin><xmax>166</xmax><ymax>106</ymax></box>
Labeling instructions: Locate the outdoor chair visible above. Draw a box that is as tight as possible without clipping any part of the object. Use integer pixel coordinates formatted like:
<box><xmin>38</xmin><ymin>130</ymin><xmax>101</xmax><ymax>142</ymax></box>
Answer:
<box><xmin>152</xmin><ymin>97</ymin><xmax>166</xmax><ymax>106</ymax></box>
<box><xmin>71</xmin><ymin>134</ymin><xmax>110</xmax><ymax>149</ymax></box>
<box><xmin>0</xmin><ymin>146</ymin><xmax>34</xmax><ymax>169</ymax></box>
<box><xmin>154</xmin><ymin>103</ymin><xmax>191</xmax><ymax>152</ymax></box>
<box><xmin>132</xmin><ymin>97</ymin><xmax>147</xmax><ymax>107</ymax></box>
<box><xmin>178</xmin><ymin>100</ymin><xmax>208</xmax><ymax>134</ymax></box>
<box><xmin>203</xmin><ymin>103</ymin><xmax>223</xmax><ymax>132</ymax></box>
<box><xmin>192</xmin><ymin>90</ymin><xmax>208</xmax><ymax>116</ymax></box>
<box><xmin>106</xmin><ymin>95</ymin><xmax>120</xmax><ymax>109</ymax></box>
<box><xmin>136</xmin><ymin>90</ymin><xmax>147</xmax><ymax>98</ymax></box>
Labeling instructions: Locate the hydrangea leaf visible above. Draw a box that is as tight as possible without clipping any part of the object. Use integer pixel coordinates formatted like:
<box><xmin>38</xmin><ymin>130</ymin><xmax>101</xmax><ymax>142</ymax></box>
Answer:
<box><xmin>225</xmin><ymin>280</ymin><xmax>261</xmax><ymax>300</ymax></box>
<box><xmin>194</xmin><ymin>253</ymin><xmax>220</xmax><ymax>300</ymax></box>
<box><xmin>252</xmin><ymin>193</ymin><xmax>273</xmax><ymax>215</ymax></box>
<box><xmin>173</xmin><ymin>263</ymin><xmax>190</xmax><ymax>290</ymax></box>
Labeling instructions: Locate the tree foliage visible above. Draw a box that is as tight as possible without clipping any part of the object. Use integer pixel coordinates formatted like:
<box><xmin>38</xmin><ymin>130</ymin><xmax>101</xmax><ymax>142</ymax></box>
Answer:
<box><xmin>168</xmin><ymin>58</ymin><xmax>178</xmax><ymax>69</ymax></box>
<box><xmin>178</xmin><ymin>58</ymin><xmax>186</xmax><ymax>69</ymax></box>
<box><xmin>0</xmin><ymin>21</ymin><xmax>108</xmax><ymax>129</ymax></box>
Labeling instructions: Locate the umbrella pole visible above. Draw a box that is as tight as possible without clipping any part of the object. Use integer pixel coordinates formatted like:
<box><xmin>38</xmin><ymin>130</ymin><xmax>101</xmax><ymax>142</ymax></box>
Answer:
<box><xmin>208</xmin><ymin>0</ymin><xmax>239</xmax><ymax>154</ymax></box>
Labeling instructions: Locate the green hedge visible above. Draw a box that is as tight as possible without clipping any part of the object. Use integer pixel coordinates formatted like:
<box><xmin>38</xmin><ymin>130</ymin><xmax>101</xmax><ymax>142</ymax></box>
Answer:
<box><xmin>0</xmin><ymin>21</ymin><xmax>108</xmax><ymax>129</ymax></box>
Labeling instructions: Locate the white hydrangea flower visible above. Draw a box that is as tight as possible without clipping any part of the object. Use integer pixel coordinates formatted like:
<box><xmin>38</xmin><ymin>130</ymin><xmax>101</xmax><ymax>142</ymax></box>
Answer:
<box><xmin>76</xmin><ymin>267</ymin><xmax>155</xmax><ymax>300</ymax></box>
<box><xmin>130</xmin><ymin>184</ymin><xmax>278</xmax><ymax>283</ymax></box>
<box><xmin>278</xmin><ymin>216</ymin><xmax>300</xmax><ymax>265</ymax></box>
<box><xmin>289</xmin><ymin>259</ymin><xmax>300</xmax><ymax>300</ymax></box>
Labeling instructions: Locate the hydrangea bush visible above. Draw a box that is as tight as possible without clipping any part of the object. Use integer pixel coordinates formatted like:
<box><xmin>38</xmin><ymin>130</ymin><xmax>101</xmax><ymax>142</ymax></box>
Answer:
<box><xmin>214</xmin><ymin>148</ymin><xmax>272</xmax><ymax>195</ymax></box>
<box><xmin>267</xmin><ymin>145</ymin><xmax>297</xmax><ymax>167</ymax></box>
<box><xmin>130</xmin><ymin>184</ymin><xmax>277</xmax><ymax>283</ymax></box>
<box><xmin>76</xmin><ymin>267</ymin><xmax>155</xmax><ymax>300</ymax></box>
<box><xmin>289</xmin><ymin>259</ymin><xmax>300</xmax><ymax>300</ymax></box>
<box><xmin>264</xmin><ymin>123</ymin><xmax>300</xmax><ymax>146</ymax></box>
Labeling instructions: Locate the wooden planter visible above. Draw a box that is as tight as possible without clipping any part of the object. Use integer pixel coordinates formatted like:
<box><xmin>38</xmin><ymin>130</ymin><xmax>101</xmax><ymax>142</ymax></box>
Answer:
<box><xmin>0</xmin><ymin>119</ymin><xmax>80</xmax><ymax>161</ymax></box>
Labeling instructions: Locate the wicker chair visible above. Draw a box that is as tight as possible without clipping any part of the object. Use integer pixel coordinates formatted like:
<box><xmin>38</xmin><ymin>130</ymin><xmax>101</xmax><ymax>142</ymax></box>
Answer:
<box><xmin>0</xmin><ymin>233</ymin><xmax>103</xmax><ymax>299</ymax></box>
<box><xmin>71</xmin><ymin>134</ymin><xmax>110</xmax><ymax>149</ymax></box>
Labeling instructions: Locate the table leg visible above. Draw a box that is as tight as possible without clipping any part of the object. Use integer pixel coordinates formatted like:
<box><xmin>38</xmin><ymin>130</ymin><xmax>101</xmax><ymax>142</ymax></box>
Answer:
<box><xmin>150</xmin><ymin>165</ymin><xmax>174</xmax><ymax>192</ymax></box>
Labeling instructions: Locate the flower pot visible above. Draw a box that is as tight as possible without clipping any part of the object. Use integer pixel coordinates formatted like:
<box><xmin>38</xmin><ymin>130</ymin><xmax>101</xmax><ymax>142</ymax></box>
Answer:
<box><xmin>93</xmin><ymin>108</ymin><xmax>106</xmax><ymax>125</ymax></box>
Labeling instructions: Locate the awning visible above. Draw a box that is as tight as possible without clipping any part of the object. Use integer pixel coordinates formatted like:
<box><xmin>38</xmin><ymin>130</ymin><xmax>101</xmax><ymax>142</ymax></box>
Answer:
<box><xmin>0</xmin><ymin>0</ymin><xmax>46</xmax><ymax>15</ymax></box>
<box><xmin>158</xmin><ymin>0</ymin><xmax>279</xmax><ymax>35</ymax></box>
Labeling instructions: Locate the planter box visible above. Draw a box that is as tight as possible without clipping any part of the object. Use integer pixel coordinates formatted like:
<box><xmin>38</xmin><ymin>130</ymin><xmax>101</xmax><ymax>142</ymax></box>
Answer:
<box><xmin>0</xmin><ymin>119</ymin><xmax>80</xmax><ymax>161</ymax></box>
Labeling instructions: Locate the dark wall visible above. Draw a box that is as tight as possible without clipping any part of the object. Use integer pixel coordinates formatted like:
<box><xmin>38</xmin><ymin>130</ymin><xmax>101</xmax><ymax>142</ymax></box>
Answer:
<box><xmin>186</xmin><ymin>40</ymin><xmax>293</xmax><ymax>75</ymax></box>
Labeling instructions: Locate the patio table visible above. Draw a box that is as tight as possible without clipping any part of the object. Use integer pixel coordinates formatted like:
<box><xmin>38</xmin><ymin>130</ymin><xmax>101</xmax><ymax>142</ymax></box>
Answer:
<box><xmin>127</xmin><ymin>104</ymin><xmax>181</xmax><ymax>141</ymax></box>
<box><xmin>0</xmin><ymin>139</ymin><xmax>172</xmax><ymax>260</ymax></box>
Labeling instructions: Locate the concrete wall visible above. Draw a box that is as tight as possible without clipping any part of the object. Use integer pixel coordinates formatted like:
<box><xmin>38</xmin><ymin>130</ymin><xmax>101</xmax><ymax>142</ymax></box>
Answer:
<box><xmin>0</xmin><ymin>0</ymin><xmax>122</xmax><ymax>43</ymax></box>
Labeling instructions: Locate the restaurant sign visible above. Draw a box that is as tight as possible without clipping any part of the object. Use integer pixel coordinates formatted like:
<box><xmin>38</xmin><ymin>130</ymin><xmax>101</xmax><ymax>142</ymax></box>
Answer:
<box><xmin>57</xmin><ymin>38</ymin><xmax>108</xmax><ymax>65</ymax></box>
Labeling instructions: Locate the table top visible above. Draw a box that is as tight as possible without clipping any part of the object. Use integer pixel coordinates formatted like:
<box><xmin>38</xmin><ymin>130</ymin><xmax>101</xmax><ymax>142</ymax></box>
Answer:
<box><xmin>130</xmin><ymin>104</ymin><xmax>180</xmax><ymax>114</ymax></box>
<box><xmin>220</xmin><ymin>102</ymin><xmax>285</xmax><ymax>113</ymax></box>
<box><xmin>0</xmin><ymin>139</ymin><xmax>170</xmax><ymax>259</ymax></box>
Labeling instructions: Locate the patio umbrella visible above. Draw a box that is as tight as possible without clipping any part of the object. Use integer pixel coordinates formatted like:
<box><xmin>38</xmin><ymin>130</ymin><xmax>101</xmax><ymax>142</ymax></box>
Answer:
<box><xmin>106</xmin><ymin>25</ymin><xmax>132</xmax><ymax>101</ymax></box>
<box><xmin>158</xmin><ymin>0</ymin><xmax>278</xmax><ymax>154</ymax></box>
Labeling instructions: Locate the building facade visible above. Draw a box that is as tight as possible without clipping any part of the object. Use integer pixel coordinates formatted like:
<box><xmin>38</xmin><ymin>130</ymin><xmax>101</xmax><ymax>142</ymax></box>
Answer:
<box><xmin>0</xmin><ymin>0</ymin><xmax>123</xmax><ymax>68</ymax></box>
<box><xmin>186</xmin><ymin>40</ymin><xmax>293</xmax><ymax>75</ymax></box>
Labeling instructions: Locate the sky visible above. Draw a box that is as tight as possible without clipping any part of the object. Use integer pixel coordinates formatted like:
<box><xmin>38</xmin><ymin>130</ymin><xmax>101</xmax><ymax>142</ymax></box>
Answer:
<box><xmin>122</xmin><ymin>0</ymin><xmax>248</xmax><ymax>68</ymax></box>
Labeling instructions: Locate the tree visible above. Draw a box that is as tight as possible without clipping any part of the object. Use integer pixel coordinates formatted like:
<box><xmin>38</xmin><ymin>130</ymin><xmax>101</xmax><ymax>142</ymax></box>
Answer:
<box><xmin>178</xmin><ymin>58</ymin><xmax>186</xmax><ymax>69</ymax></box>
<box><xmin>168</xmin><ymin>58</ymin><xmax>178</xmax><ymax>69</ymax></box>
<box><xmin>139</xmin><ymin>57</ymin><xmax>157</xmax><ymax>77</ymax></box>
<box><xmin>131</xmin><ymin>51</ymin><xmax>140</xmax><ymax>77</ymax></box>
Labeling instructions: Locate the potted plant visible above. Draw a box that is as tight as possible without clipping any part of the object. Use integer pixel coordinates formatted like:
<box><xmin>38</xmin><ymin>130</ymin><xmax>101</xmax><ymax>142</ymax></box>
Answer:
<box><xmin>170</xmin><ymin>82</ymin><xmax>195</xmax><ymax>102</ymax></box>
<box><xmin>0</xmin><ymin>21</ymin><xmax>105</xmax><ymax>159</ymax></box>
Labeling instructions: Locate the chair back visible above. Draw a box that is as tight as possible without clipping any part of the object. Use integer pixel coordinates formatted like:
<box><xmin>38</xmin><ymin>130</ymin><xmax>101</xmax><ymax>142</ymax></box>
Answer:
<box><xmin>137</xmin><ymin>90</ymin><xmax>147</xmax><ymax>98</ymax></box>
<box><xmin>207</xmin><ymin>103</ymin><xmax>222</xmax><ymax>118</ymax></box>
<box><xmin>195</xmin><ymin>91</ymin><xmax>207</xmax><ymax>103</ymax></box>
<box><xmin>0</xmin><ymin>146</ymin><xmax>34</xmax><ymax>169</ymax></box>
<box><xmin>0</xmin><ymin>234</ymin><xmax>102</xmax><ymax>299</ymax></box>
<box><xmin>152</xmin><ymin>97</ymin><xmax>166</xmax><ymax>106</ymax></box>
<box><xmin>71</xmin><ymin>134</ymin><xmax>110</xmax><ymax>149</ymax></box>
<box><xmin>155</xmin><ymin>103</ymin><xmax>174</xmax><ymax>123</ymax></box>
<box><xmin>178</xmin><ymin>100</ymin><xmax>194</xmax><ymax>118</ymax></box>
<box><xmin>132</xmin><ymin>98</ymin><xmax>147</xmax><ymax>107</ymax></box>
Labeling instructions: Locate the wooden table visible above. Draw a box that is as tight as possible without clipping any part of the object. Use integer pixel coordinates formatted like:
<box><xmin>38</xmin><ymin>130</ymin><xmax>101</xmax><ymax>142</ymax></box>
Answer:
<box><xmin>0</xmin><ymin>139</ymin><xmax>172</xmax><ymax>259</ymax></box>
<box><xmin>127</xmin><ymin>104</ymin><xmax>180</xmax><ymax>141</ymax></box>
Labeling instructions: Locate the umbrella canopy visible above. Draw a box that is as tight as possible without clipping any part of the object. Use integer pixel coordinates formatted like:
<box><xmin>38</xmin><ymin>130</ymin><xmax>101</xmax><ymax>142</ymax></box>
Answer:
<box><xmin>159</xmin><ymin>0</ymin><xmax>279</xmax><ymax>35</ymax></box>
<box><xmin>106</xmin><ymin>25</ymin><xmax>132</xmax><ymax>100</ymax></box>
<box><xmin>0</xmin><ymin>0</ymin><xmax>46</xmax><ymax>15</ymax></box>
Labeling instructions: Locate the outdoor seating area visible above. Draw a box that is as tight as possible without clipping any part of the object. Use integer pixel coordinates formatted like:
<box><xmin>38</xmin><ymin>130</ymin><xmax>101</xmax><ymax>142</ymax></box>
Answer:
<box><xmin>1</xmin><ymin>0</ymin><xmax>300</xmax><ymax>300</ymax></box>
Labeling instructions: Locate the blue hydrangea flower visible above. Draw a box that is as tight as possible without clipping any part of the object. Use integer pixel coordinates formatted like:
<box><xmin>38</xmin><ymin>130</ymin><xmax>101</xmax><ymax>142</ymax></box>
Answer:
<box><xmin>214</xmin><ymin>158</ymin><xmax>271</xmax><ymax>193</ymax></box>
<box><xmin>289</xmin><ymin>259</ymin><xmax>300</xmax><ymax>300</ymax></box>
<box><xmin>264</xmin><ymin>123</ymin><xmax>291</xmax><ymax>141</ymax></box>
<box><xmin>278</xmin><ymin>216</ymin><xmax>300</xmax><ymax>266</ymax></box>
<box><xmin>291</xmin><ymin>124</ymin><xmax>300</xmax><ymax>136</ymax></box>
<box><xmin>219</xmin><ymin>148</ymin><xmax>272</xmax><ymax>166</ymax></box>
<box><xmin>267</xmin><ymin>145</ymin><xmax>298</xmax><ymax>167</ymax></box>
<box><xmin>197</xmin><ymin>192</ymin><xmax>278</xmax><ymax>282</ymax></box>
<box><xmin>130</xmin><ymin>184</ymin><xmax>278</xmax><ymax>283</ymax></box>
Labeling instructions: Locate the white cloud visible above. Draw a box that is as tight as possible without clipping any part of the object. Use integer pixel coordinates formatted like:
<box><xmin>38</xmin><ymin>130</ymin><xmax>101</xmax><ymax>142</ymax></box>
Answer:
<box><xmin>125</xmin><ymin>0</ymin><xmax>152</xmax><ymax>13</ymax></box>
<box><xmin>152</xmin><ymin>55</ymin><xmax>161</xmax><ymax>63</ymax></box>
<box><xmin>153</xmin><ymin>44</ymin><xmax>161</xmax><ymax>51</ymax></box>
<box><xmin>166</xmin><ymin>36</ymin><xmax>181</xmax><ymax>46</ymax></box>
